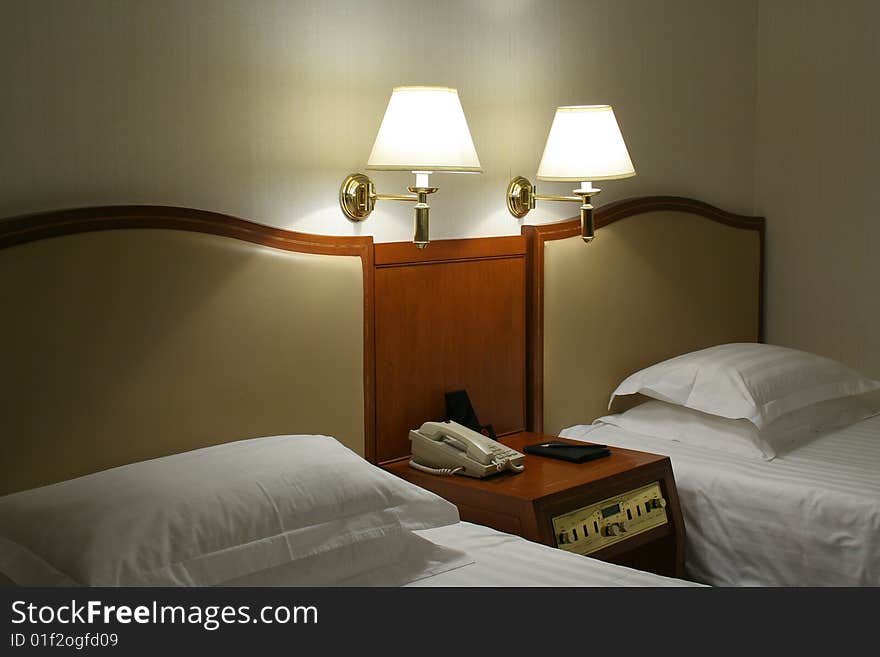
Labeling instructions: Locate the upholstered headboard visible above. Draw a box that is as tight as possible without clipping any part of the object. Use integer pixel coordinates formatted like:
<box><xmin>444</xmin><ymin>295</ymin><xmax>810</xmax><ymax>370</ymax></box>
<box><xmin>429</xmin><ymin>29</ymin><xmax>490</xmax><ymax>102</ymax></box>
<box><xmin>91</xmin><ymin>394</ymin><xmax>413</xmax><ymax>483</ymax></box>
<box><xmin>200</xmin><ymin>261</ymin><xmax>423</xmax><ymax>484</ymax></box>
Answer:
<box><xmin>523</xmin><ymin>196</ymin><xmax>764</xmax><ymax>435</ymax></box>
<box><xmin>0</xmin><ymin>206</ymin><xmax>374</xmax><ymax>495</ymax></box>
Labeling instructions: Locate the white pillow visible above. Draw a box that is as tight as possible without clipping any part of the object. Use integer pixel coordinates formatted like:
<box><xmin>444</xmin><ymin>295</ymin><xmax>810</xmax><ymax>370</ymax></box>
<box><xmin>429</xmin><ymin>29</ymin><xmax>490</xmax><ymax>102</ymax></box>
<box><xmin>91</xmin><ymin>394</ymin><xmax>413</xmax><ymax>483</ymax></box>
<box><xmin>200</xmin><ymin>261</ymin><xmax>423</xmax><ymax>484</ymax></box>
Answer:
<box><xmin>595</xmin><ymin>396</ymin><xmax>878</xmax><ymax>460</ymax></box>
<box><xmin>0</xmin><ymin>435</ymin><xmax>461</xmax><ymax>586</ymax></box>
<box><xmin>610</xmin><ymin>343</ymin><xmax>880</xmax><ymax>428</ymax></box>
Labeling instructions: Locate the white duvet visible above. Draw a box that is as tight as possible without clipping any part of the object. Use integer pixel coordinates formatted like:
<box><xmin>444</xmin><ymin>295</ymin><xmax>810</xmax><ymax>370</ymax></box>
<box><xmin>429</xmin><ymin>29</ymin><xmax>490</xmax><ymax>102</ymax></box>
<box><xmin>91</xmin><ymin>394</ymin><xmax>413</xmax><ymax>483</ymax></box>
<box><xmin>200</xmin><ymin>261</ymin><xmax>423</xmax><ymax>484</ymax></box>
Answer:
<box><xmin>560</xmin><ymin>414</ymin><xmax>880</xmax><ymax>586</ymax></box>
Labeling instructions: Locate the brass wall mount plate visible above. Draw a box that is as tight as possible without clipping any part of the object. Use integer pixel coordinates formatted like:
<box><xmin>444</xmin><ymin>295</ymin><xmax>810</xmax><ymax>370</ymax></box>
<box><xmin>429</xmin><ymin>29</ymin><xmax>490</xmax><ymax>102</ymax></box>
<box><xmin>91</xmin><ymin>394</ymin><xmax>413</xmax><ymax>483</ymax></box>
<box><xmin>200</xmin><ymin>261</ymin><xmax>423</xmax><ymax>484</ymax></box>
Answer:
<box><xmin>339</xmin><ymin>173</ymin><xmax>375</xmax><ymax>221</ymax></box>
<box><xmin>507</xmin><ymin>176</ymin><xmax>535</xmax><ymax>218</ymax></box>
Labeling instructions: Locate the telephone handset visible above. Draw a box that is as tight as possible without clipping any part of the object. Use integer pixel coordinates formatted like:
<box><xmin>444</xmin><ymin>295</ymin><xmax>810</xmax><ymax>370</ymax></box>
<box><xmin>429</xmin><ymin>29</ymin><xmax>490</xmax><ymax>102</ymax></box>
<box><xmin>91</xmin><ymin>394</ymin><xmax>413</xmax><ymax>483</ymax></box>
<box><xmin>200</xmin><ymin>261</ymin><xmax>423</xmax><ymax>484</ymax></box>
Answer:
<box><xmin>409</xmin><ymin>420</ymin><xmax>525</xmax><ymax>478</ymax></box>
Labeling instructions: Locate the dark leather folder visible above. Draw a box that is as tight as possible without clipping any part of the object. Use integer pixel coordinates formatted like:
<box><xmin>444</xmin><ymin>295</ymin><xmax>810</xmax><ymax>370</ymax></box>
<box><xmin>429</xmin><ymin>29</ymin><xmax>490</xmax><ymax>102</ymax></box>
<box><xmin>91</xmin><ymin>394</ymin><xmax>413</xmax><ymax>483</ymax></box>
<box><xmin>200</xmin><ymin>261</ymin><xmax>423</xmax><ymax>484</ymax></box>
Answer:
<box><xmin>523</xmin><ymin>441</ymin><xmax>611</xmax><ymax>463</ymax></box>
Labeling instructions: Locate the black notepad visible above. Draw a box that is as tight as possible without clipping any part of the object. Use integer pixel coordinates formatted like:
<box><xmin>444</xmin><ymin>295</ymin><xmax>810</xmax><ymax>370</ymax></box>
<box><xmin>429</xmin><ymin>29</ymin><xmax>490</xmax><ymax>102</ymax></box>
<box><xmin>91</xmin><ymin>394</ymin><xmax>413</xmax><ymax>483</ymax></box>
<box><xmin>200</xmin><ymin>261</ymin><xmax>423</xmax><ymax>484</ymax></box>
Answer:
<box><xmin>523</xmin><ymin>441</ymin><xmax>611</xmax><ymax>463</ymax></box>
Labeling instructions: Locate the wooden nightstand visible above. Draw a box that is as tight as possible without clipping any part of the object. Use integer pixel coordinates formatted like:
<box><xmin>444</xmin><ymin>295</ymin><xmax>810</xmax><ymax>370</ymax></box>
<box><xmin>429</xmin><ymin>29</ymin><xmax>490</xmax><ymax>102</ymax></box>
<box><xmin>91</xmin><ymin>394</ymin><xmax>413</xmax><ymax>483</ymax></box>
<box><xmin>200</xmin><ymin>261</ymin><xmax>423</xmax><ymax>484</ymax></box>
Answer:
<box><xmin>384</xmin><ymin>432</ymin><xmax>686</xmax><ymax>578</ymax></box>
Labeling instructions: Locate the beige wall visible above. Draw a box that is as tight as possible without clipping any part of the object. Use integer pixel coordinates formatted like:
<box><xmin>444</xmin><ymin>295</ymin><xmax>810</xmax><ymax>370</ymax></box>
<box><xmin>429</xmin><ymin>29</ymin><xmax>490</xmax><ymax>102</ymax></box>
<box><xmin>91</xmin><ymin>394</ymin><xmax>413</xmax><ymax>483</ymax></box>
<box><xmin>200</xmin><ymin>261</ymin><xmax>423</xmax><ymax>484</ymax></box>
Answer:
<box><xmin>755</xmin><ymin>0</ymin><xmax>880</xmax><ymax>376</ymax></box>
<box><xmin>4</xmin><ymin>1</ymin><xmax>876</xmax><ymax>375</ymax></box>
<box><xmin>0</xmin><ymin>0</ymin><xmax>757</xmax><ymax>242</ymax></box>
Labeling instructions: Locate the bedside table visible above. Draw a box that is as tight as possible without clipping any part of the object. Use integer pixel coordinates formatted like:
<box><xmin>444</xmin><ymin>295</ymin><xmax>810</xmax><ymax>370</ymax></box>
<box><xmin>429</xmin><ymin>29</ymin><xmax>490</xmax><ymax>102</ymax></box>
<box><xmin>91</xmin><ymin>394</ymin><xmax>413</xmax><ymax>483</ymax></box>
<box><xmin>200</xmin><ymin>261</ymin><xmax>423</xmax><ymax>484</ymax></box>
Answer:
<box><xmin>383</xmin><ymin>431</ymin><xmax>686</xmax><ymax>578</ymax></box>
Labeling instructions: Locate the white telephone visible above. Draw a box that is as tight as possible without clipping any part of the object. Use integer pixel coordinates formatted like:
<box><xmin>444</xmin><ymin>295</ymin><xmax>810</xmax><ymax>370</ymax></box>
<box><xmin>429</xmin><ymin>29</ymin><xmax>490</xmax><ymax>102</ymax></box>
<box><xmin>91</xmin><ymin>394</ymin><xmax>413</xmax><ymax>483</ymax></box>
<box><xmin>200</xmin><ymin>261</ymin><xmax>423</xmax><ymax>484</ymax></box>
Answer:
<box><xmin>409</xmin><ymin>420</ymin><xmax>525</xmax><ymax>478</ymax></box>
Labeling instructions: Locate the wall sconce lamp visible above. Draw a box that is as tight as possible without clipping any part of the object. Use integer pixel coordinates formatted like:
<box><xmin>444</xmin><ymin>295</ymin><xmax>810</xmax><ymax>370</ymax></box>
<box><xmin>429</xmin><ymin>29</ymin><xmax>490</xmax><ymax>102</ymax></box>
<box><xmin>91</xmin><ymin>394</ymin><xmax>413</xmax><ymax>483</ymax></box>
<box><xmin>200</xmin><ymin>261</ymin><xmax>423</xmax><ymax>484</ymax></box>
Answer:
<box><xmin>507</xmin><ymin>105</ymin><xmax>635</xmax><ymax>242</ymax></box>
<box><xmin>340</xmin><ymin>86</ymin><xmax>482</xmax><ymax>248</ymax></box>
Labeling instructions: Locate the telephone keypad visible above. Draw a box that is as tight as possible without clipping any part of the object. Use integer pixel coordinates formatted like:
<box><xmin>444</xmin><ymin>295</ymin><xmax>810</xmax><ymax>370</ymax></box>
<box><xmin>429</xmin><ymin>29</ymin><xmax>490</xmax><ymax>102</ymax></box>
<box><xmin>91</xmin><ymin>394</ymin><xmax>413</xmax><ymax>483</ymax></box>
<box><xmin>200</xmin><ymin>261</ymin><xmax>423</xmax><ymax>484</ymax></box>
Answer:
<box><xmin>489</xmin><ymin>444</ymin><xmax>518</xmax><ymax>459</ymax></box>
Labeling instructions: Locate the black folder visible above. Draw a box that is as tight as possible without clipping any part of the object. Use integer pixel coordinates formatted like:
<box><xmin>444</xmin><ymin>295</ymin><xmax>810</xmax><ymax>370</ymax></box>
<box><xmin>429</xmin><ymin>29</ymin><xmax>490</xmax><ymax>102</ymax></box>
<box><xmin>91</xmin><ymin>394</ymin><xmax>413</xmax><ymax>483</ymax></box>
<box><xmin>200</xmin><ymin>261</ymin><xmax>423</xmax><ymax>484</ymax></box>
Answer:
<box><xmin>523</xmin><ymin>441</ymin><xmax>611</xmax><ymax>463</ymax></box>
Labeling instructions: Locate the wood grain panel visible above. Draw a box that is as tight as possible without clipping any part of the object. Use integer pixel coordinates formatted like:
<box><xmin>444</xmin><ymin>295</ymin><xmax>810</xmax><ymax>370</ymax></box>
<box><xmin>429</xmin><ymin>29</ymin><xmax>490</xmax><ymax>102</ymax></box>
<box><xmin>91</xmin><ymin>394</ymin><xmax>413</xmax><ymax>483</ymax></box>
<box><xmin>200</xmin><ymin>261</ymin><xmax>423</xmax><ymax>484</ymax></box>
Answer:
<box><xmin>375</xmin><ymin>235</ymin><xmax>525</xmax><ymax>266</ymax></box>
<box><xmin>375</xmin><ymin>239</ymin><xmax>527</xmax><ymax>463</ymax></box>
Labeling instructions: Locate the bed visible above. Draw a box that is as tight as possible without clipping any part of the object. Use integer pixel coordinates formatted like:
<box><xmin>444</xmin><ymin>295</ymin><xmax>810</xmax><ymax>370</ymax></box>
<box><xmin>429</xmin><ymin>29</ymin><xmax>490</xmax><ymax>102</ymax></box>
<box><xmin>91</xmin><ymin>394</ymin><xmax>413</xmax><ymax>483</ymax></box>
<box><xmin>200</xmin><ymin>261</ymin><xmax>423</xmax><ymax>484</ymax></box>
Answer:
<box><xmin>523</xmin><ymin>197</ymin><xmax>880</xmax><ymax>586</ymax></box>
<box><xmin>0</xmin><ymin>205</ymin><xmax>692</xmax><ymax>588</ymax></box>
<box><xmin>562</xmin><ymin>402</ymin><xmax>880</xmax><ymax>586</ymax></box>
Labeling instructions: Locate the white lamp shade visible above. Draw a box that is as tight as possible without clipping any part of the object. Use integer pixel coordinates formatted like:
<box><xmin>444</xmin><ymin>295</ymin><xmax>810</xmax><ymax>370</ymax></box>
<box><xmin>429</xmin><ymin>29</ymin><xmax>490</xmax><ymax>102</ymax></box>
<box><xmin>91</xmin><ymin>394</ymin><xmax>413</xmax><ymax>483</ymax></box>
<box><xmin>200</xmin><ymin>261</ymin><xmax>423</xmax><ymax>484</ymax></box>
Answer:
<box><xmin>366</xmin><ymin>86</ymin><xmax>482</xmax><ymax>173</ymax></box>
<box><xmin>536</xmin><ymin>105</ymin><xmax>635</xmax><ymax>182</ymax></box>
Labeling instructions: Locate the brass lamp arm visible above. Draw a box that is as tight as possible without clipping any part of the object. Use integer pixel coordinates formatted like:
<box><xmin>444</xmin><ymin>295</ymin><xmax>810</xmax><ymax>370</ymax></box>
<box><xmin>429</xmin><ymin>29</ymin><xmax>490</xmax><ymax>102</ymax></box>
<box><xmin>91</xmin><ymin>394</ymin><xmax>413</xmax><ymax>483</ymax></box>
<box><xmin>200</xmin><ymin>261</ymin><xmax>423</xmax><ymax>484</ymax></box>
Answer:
<box><xmin>376</xmin><ymin>193</ymin><xmax>419</xmax><ymax>202</ymax></box>
<box><xmin>506</xmin><ymin>175</ymin><xmax>601</xmax><ymax>243</ymax></box>
<box><xmin>339</xmin><ymin>172</ymin><xmax>438</xmax><ymax>249</ymax></box>
<box><xmin>533</xmin><ymin>194</ymin><xmax>582</xmax><ymax>203</ymax></box>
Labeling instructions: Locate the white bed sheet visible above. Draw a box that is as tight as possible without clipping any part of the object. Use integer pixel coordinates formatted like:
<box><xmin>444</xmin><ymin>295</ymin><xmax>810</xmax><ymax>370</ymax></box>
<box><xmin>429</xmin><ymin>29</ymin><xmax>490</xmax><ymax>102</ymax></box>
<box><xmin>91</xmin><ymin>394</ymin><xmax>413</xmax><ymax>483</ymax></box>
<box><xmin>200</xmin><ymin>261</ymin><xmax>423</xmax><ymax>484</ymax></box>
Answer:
<box><xmin>230</xmin><ymin>520</ymin><xmax>696</xmax><ymax>587</ymax></box>
<box><xmin>406</xmin><ymin>522</ymin><xmax>696</xmax><ymax>587</ymax></box>
<box><xmin>560</xmin><ymin>414</ymin><xmax>880</xmax><ymax>586</ymax></box>
<box><xmin>248</xmin><ymin>521</ymin><xmax>696</xmax><ymax>587</ymax></box>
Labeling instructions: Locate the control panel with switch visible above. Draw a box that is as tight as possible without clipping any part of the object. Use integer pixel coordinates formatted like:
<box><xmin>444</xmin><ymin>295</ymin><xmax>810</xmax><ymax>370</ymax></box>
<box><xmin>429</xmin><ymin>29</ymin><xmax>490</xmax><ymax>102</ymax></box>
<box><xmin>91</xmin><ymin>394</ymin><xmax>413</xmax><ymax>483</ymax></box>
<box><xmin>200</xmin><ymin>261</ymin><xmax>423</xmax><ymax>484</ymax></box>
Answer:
<box><xmin>552</xmin><ymin>482</ymin><xmax>668</xmax><ymax>555</ymax></box>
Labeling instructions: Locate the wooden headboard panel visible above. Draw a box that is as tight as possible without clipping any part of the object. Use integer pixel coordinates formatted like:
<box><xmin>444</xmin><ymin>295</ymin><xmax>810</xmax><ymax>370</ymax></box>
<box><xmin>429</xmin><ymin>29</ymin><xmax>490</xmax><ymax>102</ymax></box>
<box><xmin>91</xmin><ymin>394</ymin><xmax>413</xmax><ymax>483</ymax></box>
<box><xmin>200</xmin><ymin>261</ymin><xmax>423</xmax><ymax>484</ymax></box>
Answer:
<box><xmin>0</xmin><ymin>206</ymin><xmax>375</xmax><ymax>495</ymax></box>
<box><xmin>374</xmin><ymin>237</ymin><xmax>527</xmax><ymax>463</ymax></box>
<box><xmin>523</xmin><ymin>196</ymin><xmax>764</xmax><ymax>435</ymax></box>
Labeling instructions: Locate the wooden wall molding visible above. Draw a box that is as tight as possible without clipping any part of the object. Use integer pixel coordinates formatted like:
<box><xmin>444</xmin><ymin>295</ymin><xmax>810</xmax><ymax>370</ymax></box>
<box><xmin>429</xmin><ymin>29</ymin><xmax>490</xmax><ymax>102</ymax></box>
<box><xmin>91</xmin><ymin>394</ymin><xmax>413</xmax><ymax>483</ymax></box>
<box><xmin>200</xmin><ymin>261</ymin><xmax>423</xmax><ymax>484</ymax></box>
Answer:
<box><xmin>521</xmin><ymin>195</ymin><xmax>765</xmax><ymax>433</ymax></box>
<box><xmin>0</xmin><ymin>205</ymin><xmax>373</xmax><ymax>257</ymax></box>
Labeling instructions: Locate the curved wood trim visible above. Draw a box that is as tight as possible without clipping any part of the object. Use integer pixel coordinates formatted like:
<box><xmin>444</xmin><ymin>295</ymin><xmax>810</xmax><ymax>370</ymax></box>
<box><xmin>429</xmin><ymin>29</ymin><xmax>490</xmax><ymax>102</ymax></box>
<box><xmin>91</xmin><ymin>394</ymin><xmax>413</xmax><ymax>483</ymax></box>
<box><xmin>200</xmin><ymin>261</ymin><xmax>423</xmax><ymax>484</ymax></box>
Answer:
<box><xmin>521</xmin><ymin>195</ymin><xmax>765</xmax><ymax>433</ymax></box>
<box><xmin>0</xmin><ymin>205</ymin><xmax>371</xmax><ymax>255</ymax></box>
<box><xmin>524</xmin><ymin>195</ymin><xmax>765</xmax><ymax>243</ymax></box>
<box><xmin>599</xmin><ymin>195</ymin><xmax>765</xmax><ymax>232</ymax></box>
<box><xmin>0</xmin><ymin>205</ymin><xmax>377</xmax><ymax>463</ymax></box>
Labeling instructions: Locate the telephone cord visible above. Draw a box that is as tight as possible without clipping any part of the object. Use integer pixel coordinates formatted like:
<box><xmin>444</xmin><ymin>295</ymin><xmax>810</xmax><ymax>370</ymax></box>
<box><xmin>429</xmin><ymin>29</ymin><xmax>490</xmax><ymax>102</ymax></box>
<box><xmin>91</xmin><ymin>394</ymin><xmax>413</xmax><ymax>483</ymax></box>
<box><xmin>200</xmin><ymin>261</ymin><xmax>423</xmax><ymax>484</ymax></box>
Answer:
<box><xmin>493</xmin><ymin>457</ymin><xmax>525</xmax><ymax>473</ymax></box>
<box><xmin>408</xmin><ymin>459</ymin><xmax>463</xmax><ymax>477</ymax></box>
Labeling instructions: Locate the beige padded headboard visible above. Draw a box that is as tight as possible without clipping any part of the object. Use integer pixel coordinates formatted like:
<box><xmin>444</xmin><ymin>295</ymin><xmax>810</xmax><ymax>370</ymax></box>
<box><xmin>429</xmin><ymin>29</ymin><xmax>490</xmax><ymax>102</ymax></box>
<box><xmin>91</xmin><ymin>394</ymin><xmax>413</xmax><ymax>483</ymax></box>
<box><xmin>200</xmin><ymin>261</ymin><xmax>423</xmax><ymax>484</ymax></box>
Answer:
<box><xmin>0</xmin><ymin>207</ymin><xmax>374</xmax><ymax>495</ymax></box>
<box><xmin>524</xmin><ymin>196</ymin><xmax>764</xmax><ymax>436</ymax></box>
